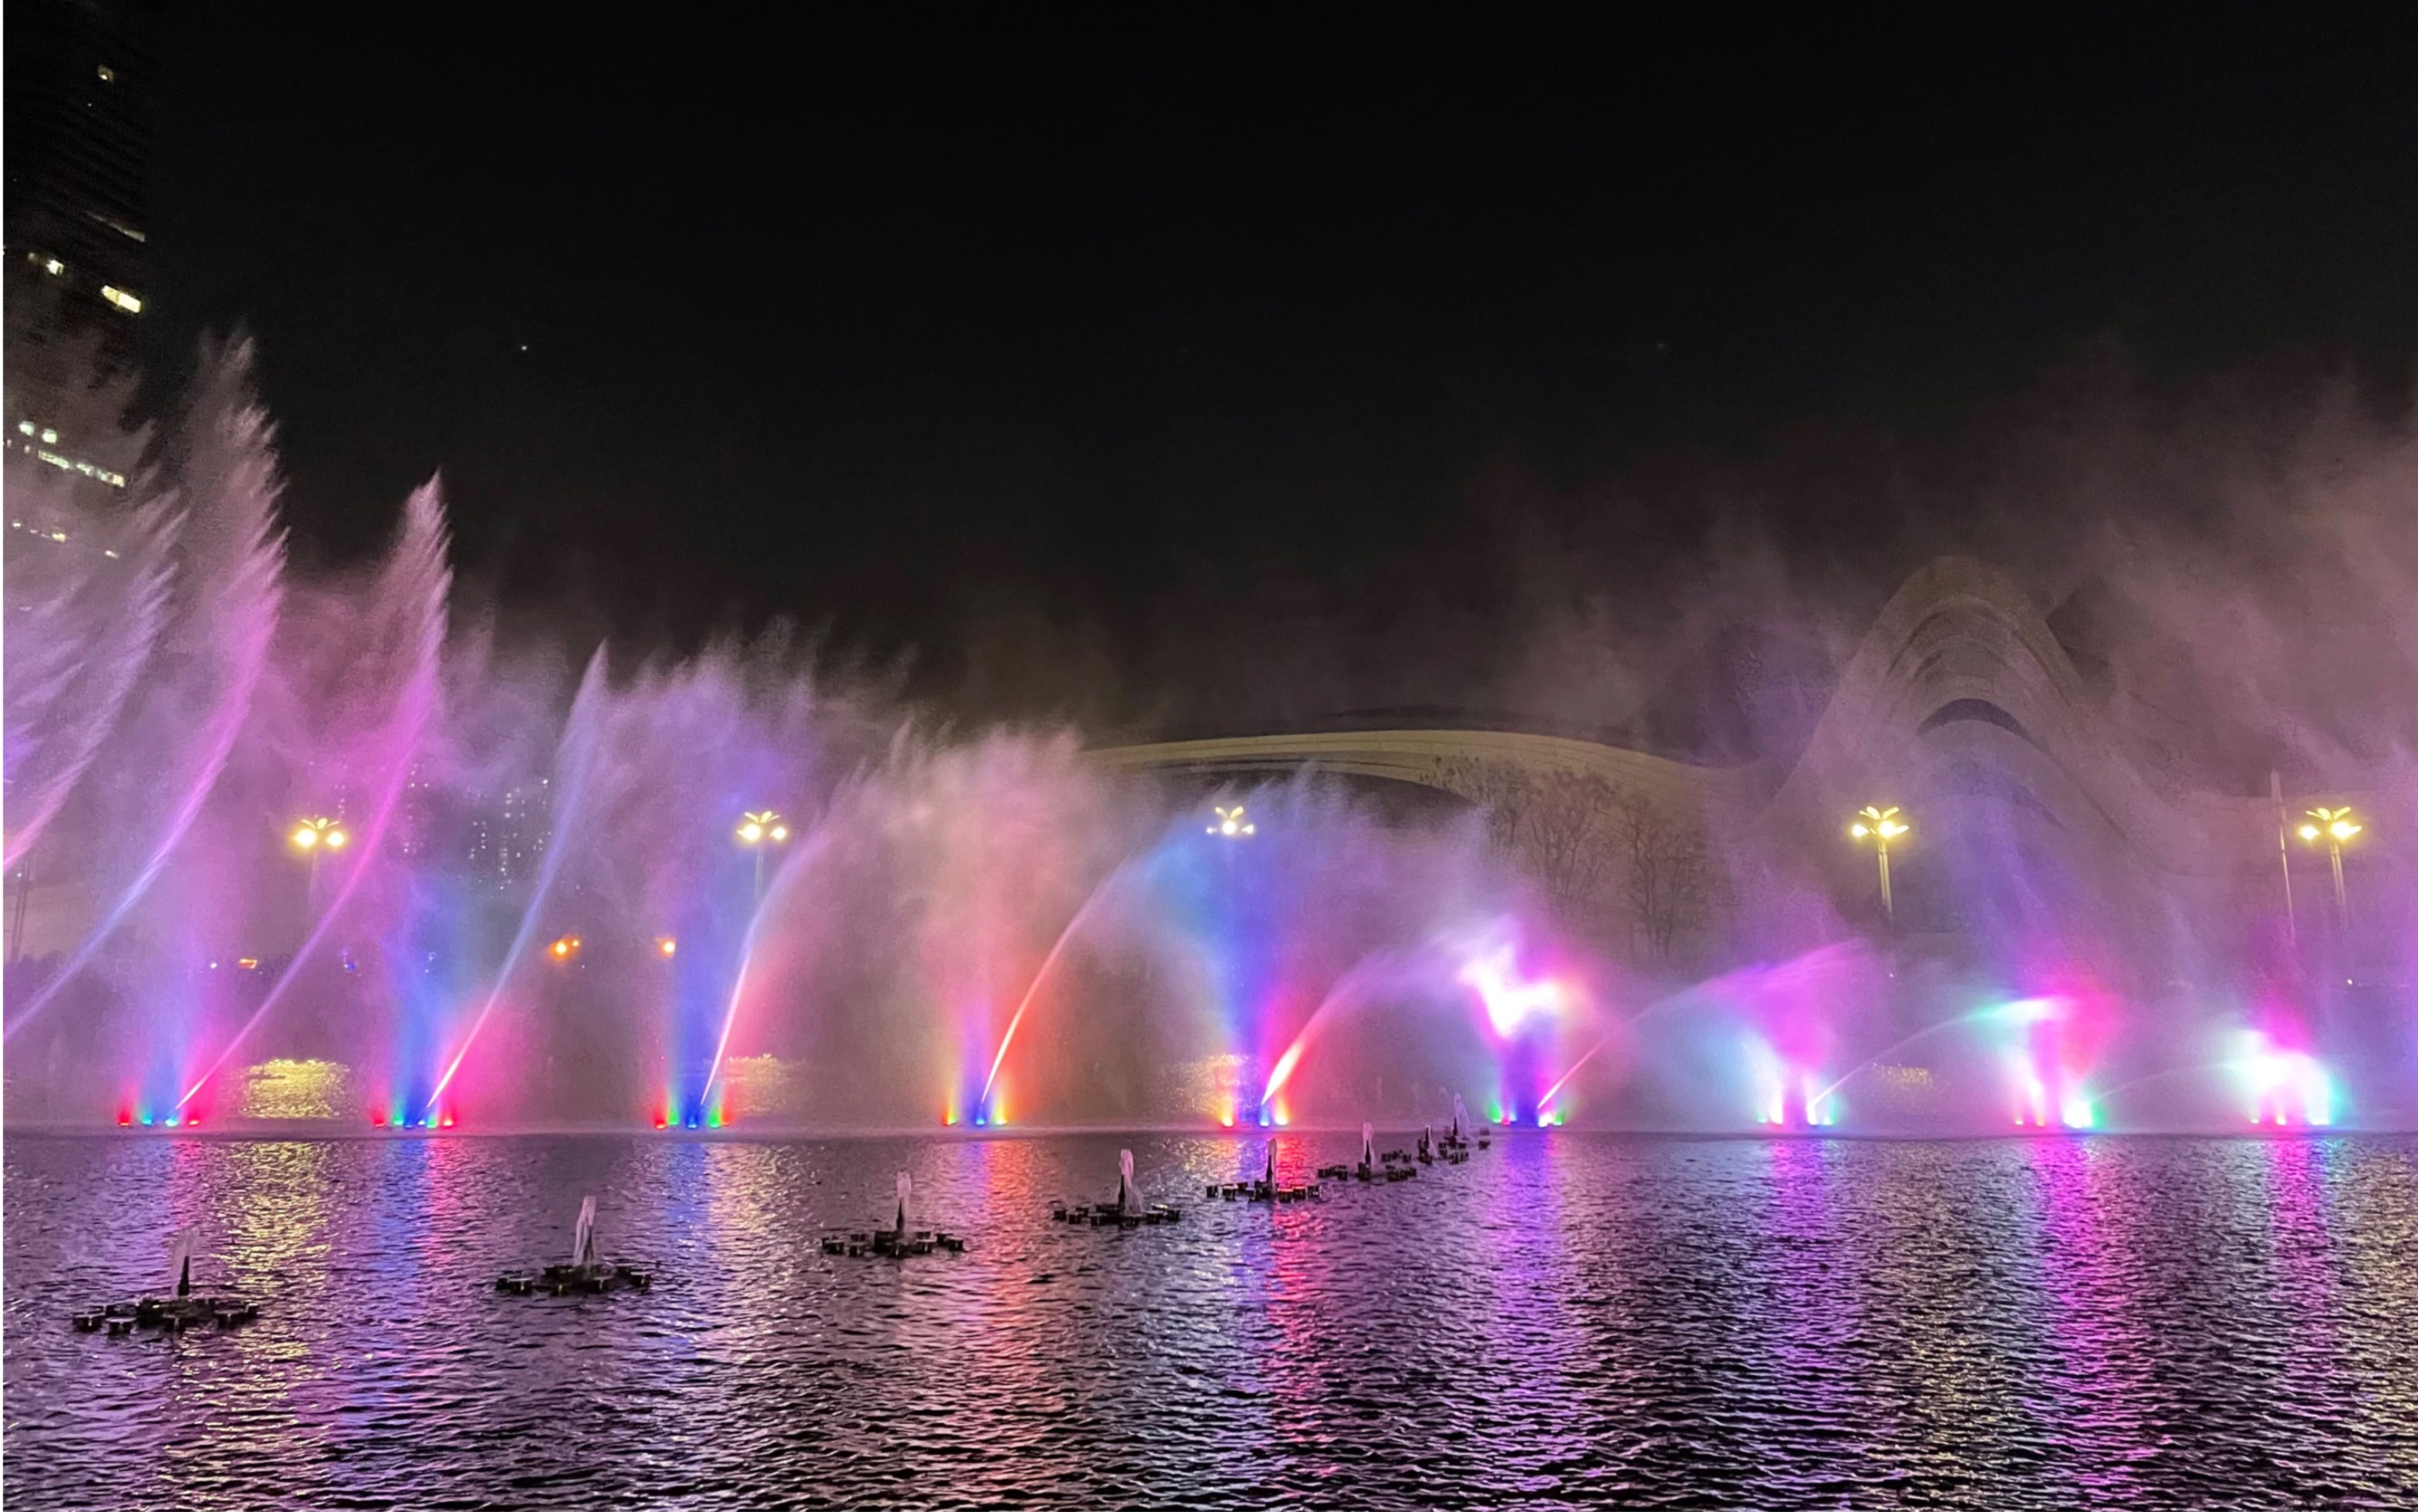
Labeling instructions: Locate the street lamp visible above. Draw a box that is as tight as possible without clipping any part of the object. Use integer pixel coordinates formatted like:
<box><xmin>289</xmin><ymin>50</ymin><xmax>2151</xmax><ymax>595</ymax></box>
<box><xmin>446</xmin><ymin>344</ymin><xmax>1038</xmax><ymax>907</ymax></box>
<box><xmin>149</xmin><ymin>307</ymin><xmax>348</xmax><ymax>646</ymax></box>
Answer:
<box><xmin>289</xmin><ymin>815</ymin><xmax>349</xmax><ymax>853</ymax></box>
<box><xmin>1849</xmin><ymin>805</ymin><xmax>1908</xmax><ymax>922</ymax></box>
<box><xmin>288</xmin><ymin>816</ymin><xmax>349</xmax><ymax>927</ymax></box>
<box><xmin>2296</xmin><ymin>806</ymin><xmax>2362</xmax><ymax>920</ymax></box>
<box><xmin>736</xmin><ymin>810</ymin><xmax>789</xmax><ymax>902</ymax></box>
<box><xmin>1207</xmin><ymin>804</ymin><xmax>1255</xmax><ymax>839</ymax></box>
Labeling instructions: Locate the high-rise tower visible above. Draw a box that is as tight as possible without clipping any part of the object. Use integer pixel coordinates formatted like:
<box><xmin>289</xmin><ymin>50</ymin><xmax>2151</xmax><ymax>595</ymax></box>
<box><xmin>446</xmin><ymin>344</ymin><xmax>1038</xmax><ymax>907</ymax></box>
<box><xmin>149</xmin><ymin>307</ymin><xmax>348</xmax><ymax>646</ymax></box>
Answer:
<box><xmin>4</xmin><ymin>0</ymin><xmax>162</xmax><ymax>484</ymax></box>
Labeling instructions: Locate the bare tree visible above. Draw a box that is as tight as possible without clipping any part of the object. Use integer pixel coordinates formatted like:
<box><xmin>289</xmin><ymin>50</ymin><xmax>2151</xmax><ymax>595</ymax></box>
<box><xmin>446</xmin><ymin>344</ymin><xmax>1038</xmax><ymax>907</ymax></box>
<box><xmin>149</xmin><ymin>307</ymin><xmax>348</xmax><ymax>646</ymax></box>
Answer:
<box><xmin>1431</xmin><ymin>756</ymin><xmax>1533</xmax><ymax>856</ymax></box>
<box><xmin>1519</xmin><ymin>771</ymin><xmax>1622</xmax><ymax>916</ymax></box>
<box><xmin>1434</xmin><ymin>758</ymin><xmax>1621</xmax><ymax>919</ymax></box>
<box><xmin>1615</xmin><ymin>791</ymin><xmax>1715</xmax><ymax>961</ymax></box>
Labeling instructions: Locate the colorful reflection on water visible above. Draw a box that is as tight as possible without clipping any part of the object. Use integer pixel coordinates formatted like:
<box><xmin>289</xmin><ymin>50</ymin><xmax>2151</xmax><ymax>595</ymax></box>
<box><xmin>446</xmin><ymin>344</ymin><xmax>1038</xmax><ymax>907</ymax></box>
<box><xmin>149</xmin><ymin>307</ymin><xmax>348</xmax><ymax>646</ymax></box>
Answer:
<box><xmin>7</xmin><ymin>1131</ymin><xmax>2417</xmax><ymax>1510</ymax></box>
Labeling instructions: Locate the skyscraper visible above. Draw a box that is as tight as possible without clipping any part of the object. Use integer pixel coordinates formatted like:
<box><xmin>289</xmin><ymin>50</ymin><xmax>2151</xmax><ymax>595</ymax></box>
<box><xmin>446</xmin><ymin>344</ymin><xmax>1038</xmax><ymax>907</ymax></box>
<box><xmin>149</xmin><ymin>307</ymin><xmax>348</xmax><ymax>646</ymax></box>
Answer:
<box><xmin>5</xmin><ymin>0</ymin><xmax>160</xmax><ymax>379</ymax></box>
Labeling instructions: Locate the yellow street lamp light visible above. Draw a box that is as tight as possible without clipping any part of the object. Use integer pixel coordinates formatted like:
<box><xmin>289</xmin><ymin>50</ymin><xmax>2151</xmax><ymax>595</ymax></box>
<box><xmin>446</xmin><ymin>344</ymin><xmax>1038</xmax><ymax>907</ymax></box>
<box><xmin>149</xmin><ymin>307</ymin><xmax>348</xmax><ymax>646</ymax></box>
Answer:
<box><xmin>736</xmin><ymin>810</ymin><xmax>790</xmax><ymax>901</ymax></box>
<box><xmin>289</xmin><ymin>816</ymin><xmax>348</xmax><ymax>852</ymax></box>
<box><xmin>1849</xmin><ymin>805</ymin><xmax>1909</xmax><ymax>921</ymax></box>
<box><xmin>288</xmin><ymin>815</ymin><xmax>349</xmax><ymax>931</ymax></box>
<box><xmin>1208</xmin><ymin>804</ymin><xmax>1255</xmax><ymax>839</ymax></box>
<box><xmin>548</xmin><ymin>935</ymin><xmax>582</xmax><ymax>962</ymax></box>
<box><xmin>656</xmin><ymin>936</ymin><xmax>678</xmax><ymax>959</ymax></box>
<box><xmin>2296</xmin><ymin>806</ymin><xmax>2362</xmax><ymax>918</ymax></box>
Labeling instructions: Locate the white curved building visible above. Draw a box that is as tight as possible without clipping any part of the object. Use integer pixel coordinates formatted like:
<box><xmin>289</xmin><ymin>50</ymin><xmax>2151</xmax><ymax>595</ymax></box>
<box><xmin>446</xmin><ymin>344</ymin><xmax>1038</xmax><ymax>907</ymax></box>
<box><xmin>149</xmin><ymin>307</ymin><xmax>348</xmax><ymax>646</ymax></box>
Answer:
<box><xmin>1096</xmin><ymin>557</ymin><xmax>2406</xmax><ymax>974</ymax></box>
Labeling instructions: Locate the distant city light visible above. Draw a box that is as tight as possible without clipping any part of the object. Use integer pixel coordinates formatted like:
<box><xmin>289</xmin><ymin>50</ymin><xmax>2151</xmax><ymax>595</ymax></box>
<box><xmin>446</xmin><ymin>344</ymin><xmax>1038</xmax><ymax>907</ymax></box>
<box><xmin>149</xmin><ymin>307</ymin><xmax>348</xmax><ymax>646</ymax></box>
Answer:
<box><xmin>100</xmin><ymin>285</ymin><xmax>142</xmax><ymax>313</ymax></box>
<box><xmin>549</xmin><ymin>936</ymin><xmax>581</xmax><ymax>961</ymax></box>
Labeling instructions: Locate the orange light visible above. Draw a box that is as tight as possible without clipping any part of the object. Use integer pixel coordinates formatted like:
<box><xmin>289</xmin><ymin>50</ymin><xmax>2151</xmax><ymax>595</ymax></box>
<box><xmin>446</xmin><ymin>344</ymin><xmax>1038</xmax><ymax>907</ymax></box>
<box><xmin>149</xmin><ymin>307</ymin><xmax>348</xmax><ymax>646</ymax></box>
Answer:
<box><xmin>236</xmin><ymin>957</ymin><xmax>259</xmax><ymax>970</ymax></box>
<box><xmin>549</xmin><ymin>935</ymin><xmax>580</xmax><ymax>960</ymax></box>
<box><xmin>657</xmin><ymin>937</ymin><xmax>677</xmax><ymax>958</ymax></box>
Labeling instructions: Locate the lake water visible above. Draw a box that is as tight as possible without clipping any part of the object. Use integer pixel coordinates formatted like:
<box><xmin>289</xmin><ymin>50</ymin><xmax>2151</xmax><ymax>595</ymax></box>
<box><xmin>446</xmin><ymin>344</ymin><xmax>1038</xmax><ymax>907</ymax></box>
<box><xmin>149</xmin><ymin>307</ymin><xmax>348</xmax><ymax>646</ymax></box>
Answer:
<box><xmin>6</xmin><ymin>1131</ymin><xmax>2416</xmax><ymax>1509</ymax></box>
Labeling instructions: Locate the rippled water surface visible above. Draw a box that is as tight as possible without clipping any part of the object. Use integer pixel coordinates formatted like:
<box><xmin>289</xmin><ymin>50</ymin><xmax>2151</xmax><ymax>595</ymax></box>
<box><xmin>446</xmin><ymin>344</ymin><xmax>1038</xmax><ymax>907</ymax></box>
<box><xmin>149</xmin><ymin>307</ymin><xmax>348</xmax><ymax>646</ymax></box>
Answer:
<box><xmin>8</xmin><ymin>1132</ymin><xmax>2418</xmax><ymax>1509</ymax></box>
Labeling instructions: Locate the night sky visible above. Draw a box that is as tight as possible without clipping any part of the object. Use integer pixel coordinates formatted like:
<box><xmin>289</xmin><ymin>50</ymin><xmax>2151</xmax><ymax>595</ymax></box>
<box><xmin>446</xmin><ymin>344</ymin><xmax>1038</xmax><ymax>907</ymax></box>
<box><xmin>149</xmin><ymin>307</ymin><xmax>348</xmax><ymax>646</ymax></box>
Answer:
<box><xmin>147</xmin><ymin>12</ymin><xmax>2418</xmax><ymax>734</ymax></box>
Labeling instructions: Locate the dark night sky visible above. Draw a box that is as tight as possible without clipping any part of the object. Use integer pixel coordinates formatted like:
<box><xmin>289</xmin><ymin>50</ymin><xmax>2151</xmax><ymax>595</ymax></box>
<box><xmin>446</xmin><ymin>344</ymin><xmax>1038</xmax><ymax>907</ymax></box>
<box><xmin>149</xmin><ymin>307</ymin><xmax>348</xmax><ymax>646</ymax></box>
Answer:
<box><xmin>145</xmin><ymin>11</ymin><xmax>2418</xmax><ymax>734</ymax></box>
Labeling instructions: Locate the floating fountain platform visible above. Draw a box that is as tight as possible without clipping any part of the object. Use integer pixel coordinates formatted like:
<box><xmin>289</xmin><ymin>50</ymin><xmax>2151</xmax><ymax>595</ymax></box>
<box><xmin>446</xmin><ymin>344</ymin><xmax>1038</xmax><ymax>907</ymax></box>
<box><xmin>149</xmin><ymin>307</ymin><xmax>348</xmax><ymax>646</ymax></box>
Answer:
<box><xmin>1056</xmin><ymin>1150</ymin><xmax>1184</xmax><ymax>1228</ymax></box>
<box><xmin>1051</xmin><ymin>1202</ymin><xmax>1184</xmax><ymax>1228</ymax></box>
<box><xmin>72</xmin><ymin>1295</ymin><xmax>258</xmax><ymax>1337</ymax></box>
<box><xmin>823</xmin><ymin>1173</ymin><xmax>969</xmax><ymax>1258</ymax></box>
<box><xmin>1205</xmin><ymin>1146</ymin><xmax>1321</xmax><ymax>1203</ymax></box>
<box><xmin>75</xmin><ymin>1232</ymin><xmax>256</xmax><ymax>1338</ymax></box>
<box><xmin>820</xmin><ymin>1227</ymin><xmax>968</xmax><ymax>1257</ymax></box>
<box><xmin>498</xmin><ymin>1197</ymin><xmax>653</xmax><ymax>1297</ymax></box>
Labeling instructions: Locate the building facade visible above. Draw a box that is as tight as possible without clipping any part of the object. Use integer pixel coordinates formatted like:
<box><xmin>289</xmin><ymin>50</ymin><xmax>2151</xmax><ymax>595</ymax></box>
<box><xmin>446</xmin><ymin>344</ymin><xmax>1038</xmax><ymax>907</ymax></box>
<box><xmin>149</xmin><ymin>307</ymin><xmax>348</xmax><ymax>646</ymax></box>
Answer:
<box><xmin>5</xmin><ymin>0</ymin><xmax>160</xmax><ymax>461</ymax></box>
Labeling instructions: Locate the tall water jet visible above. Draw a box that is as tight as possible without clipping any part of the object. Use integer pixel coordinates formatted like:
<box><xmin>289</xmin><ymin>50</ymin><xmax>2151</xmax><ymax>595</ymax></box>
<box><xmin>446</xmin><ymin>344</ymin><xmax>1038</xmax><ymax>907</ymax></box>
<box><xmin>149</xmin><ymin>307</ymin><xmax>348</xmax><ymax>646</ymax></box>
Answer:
<box><xmin>2</xmin><ymin>428</ymin><xmax>172</xmax><ymax>869</ymax></box>
<box><xmin>1115</xmin><ymin>1148</ymin><xmax>1141</xmax><ymax>1220</ymax></box>
<box><xmin>177</xmin><ymin>481</ymin><xmax>451</xmax><ymax>1114</ymax></box>
<box><xmin>572</xmin><ymin>1195</ymin><xmax>598</xmax><ymax>1269</ymax></box>
<box><xmin>425</xmin><ymin>650</ymin><xmax>614</xmax><ymax>1120</ymax></box>
<box><xmin>6</xmin><ymin>340</ymin><xmax>287</xmax><ymax>1041</ymax></box>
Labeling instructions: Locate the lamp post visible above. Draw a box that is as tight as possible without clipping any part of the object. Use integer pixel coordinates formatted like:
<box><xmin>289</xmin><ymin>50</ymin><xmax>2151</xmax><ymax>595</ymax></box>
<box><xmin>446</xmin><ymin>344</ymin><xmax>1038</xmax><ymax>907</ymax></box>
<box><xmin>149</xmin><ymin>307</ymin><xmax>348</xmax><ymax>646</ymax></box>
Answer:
<box><xmin>2270</xmin><ymin>770</ymin><xmax>2297</xmax><ymax>949</ymax></box>
<box><xmin>288</xmin><ymin>816</ymin><xmax>349</xmax><ymax>930</ymax></box>
<box><xmin>736</xmin><ymin>810</ymin><xmax>790</xmax><ymax>903</ymax></box>
<box><xmin>2295</xmin><ymin>806</ymin><xmax>2362</xmax><ymax>921</ymax></box>
<box><xmin>7</xmin><ymin>860</ymin><xmax>32</xmax><ymax>967</ymax></box>
<box><xmin>1849</xmin><ymin>805</ymin><xmax>1908</xmax><ymax>922</ymax></box>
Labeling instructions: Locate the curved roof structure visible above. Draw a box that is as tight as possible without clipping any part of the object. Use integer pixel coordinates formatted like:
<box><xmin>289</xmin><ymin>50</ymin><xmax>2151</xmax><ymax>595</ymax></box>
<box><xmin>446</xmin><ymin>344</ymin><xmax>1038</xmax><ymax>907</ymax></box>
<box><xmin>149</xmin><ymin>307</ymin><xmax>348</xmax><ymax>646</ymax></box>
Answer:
<box><xmin>1093</xmin><ymin>557</ymin><xmax>2400</xmax><ymax>939</ymax></box>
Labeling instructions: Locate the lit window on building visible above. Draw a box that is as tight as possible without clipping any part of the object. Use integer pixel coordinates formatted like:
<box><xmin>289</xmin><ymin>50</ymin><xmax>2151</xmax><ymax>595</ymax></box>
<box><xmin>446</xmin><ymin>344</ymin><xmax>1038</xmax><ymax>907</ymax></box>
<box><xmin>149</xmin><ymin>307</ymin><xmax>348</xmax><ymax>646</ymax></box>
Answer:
<box><xmin>100</xmin><ymin>285</ymin><xmax>141</xmax><ymax>313</ymax></box>
<box><xmin>27</xmin><ymin>445</ymin><xmax>127</xmax><ymax>488</ymax></box>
